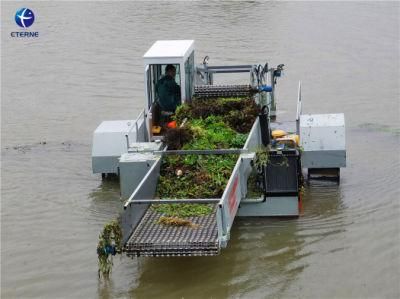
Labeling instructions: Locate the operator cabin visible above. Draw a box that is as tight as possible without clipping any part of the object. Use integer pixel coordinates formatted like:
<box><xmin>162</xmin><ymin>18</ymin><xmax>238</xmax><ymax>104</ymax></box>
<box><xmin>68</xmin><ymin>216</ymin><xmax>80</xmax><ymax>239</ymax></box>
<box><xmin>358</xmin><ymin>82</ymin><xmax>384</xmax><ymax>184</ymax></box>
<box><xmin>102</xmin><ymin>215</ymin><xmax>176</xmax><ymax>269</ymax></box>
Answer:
<box><xmin>143</xmin><ymin>40</ymin><xmax>195</xmax><ymax>134</ymax></box>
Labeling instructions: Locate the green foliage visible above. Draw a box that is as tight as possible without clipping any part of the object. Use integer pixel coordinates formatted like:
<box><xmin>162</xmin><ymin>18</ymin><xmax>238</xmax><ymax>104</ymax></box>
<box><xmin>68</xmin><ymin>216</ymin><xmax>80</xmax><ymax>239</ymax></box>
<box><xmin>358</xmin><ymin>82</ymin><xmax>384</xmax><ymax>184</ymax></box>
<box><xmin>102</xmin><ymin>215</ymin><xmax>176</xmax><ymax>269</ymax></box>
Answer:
<box><xmin>254</xmin><ymin>147</ymin><xmax>270</xmax><ymax>169</ymax></box>
<box><xmin>97</xmin><ymin>219</ymin><xmax>122</xmax><ymax>279</ymax></box>
<box><xmin>175</xmin><ymin>97</ymin><xmax>259</xmax><ymax>133</ymax></box>
<box><xmin>174</xmin><ymin>104</ymin><xmax>192</xmax><ymax>124</ymax></box>
<box><xmin>246</xmin><ymin>171</ymin><xmax>263</xmax><ymax>198</ymax></box>
<box><xmin>152</xmin><ymin>203</ymin><xmax>213</xmax><ymax>218</ymax></box>
<box><xmin>182</xmin><ymin>116</ymin><xmax>248</xmax><ymax>150</ymax></box>
<box><xmin>230</xmin><ymin>133</ymin><xmax>249</xmax><ymax>148</ymax></box>
<box><xmin>155</xmin><ymin>96</ymin><xmax>258</xmax><ymax>219</ymax></box>
<box><xmin>253</xmin><ymin>147</ymin><xmax>289</xmax><ymax>168</ymax></box>
<box><xmin>153</xmin><ymin>154</ymin><xmax>238</xmax><ymax>217</ymax></box>
<box><xmin>275</xmin><ymin>156</ymin><xmax>289</xmax><ymax>167</ymax></box>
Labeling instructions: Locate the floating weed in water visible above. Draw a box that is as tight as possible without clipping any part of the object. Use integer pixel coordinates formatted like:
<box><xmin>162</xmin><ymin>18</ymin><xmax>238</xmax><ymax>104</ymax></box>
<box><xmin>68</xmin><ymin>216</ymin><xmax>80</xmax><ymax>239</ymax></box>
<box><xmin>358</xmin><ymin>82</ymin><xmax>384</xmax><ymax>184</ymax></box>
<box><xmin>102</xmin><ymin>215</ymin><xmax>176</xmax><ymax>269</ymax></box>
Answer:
<box><xmin>359</xmin><ymin>123</ymin><xmax>400</xmax><ymax>136</ymax></box>
<box><xmin>97</xmin><ymin>219</ymin><xmax>122</xmax><ymax>279</ymax></box>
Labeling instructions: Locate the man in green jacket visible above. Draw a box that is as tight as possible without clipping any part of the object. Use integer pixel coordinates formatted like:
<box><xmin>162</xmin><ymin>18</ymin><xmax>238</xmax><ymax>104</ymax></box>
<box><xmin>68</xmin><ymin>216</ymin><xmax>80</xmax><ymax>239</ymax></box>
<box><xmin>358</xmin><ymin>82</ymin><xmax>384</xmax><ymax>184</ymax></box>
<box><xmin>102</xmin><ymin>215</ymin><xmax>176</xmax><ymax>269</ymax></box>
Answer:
<box><xmin>155</xmin><ymin>64</ymin><xmax>181</xmax><ymax>114</ymax></box>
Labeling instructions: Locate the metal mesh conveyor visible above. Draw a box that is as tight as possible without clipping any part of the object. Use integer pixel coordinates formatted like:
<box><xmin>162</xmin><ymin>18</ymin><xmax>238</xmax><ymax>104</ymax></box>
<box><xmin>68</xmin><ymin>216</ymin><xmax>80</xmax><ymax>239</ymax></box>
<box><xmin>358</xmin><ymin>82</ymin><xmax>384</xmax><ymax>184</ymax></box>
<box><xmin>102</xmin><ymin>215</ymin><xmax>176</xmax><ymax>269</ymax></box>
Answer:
<box><xmin>194</xmin><ymin>84</ymin><xmax>254</xmax><ymax>98</ymax></box>
<box><xmin>124</xmin><ymin>204</ymin><xmax>219</xmax><ymax>257</ymax></box>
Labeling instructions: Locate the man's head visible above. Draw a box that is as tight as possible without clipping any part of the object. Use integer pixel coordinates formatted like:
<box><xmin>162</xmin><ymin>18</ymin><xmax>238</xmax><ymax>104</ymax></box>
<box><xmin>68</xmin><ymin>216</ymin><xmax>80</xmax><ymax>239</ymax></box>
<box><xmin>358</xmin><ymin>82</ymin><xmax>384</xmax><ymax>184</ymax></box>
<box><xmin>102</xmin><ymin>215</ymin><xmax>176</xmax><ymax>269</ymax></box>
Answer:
<box><xmin>165</xmin><ymin>64</ymin><xmax>176</xmax><ymax>78</ymax></box>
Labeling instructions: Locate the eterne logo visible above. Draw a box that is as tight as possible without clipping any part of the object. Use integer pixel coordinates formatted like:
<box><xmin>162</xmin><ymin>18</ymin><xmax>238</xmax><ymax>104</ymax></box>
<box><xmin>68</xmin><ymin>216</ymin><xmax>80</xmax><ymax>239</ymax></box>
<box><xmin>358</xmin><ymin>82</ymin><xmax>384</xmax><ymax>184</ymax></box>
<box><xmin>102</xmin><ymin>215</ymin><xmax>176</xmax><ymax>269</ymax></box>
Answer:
<box><xmin>15</xmin><ymin>8</ymin><xmax>35</xmax><ymax>28</ymax></box>
<box><xmin>11</xmin><ymin>8</ymin><xmax>39</xmax><ymax>38</ymax></box>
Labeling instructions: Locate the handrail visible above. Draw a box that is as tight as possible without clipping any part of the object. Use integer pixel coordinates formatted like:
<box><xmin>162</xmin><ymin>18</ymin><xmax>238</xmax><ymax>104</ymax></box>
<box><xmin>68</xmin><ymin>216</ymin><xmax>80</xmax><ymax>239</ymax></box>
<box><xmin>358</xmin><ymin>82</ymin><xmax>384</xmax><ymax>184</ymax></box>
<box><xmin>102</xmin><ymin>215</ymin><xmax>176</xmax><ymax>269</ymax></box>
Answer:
<box><xmin>153</xmin><ymin>149</ymin><xmax>246</xmax><ymax>155</ymax></box>
<box><xmin>127</xmin><ymin>198</ymin><xmax>221</xmax><ymax>204</ymax></box>
<box><xmin>126</xmin><ymin>109</ymin><xmax>146</xmax><ymax>149</ymax></box>
<box><xmin>296</xmin><ymin>81</ymin><xmax>302</xmax><ymax>135</ymax></box>
<box><xmin>124</xmin><ymin>156</ymin><xmax>161</xmax><ymax>208</ymax></box>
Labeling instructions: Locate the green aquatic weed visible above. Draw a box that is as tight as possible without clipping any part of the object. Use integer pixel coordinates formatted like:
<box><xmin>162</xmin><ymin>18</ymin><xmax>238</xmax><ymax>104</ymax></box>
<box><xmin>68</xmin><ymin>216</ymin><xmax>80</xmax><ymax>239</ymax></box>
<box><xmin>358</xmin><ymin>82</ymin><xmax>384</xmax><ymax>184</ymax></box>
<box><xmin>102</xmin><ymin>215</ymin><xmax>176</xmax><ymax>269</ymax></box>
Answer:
<box><xmin>97</xmin><ymin>219</ymin><xmax>122</xmax><ymax>279</ymax></box>
<box><xmin>153</xmin><ymin>154</ymin><xmax>238</xmax><ymax>217</ymax></box>
<box><xmin>155</xmin><ymin>97</ymin><xmax>258</xmax><ymax>219</ymax></box>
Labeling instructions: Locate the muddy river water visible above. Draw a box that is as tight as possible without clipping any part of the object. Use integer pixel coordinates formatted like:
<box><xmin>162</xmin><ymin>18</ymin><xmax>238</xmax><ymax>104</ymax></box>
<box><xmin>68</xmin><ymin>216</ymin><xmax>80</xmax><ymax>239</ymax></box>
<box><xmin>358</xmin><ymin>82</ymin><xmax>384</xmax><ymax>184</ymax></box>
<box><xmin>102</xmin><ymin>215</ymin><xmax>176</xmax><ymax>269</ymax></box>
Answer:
<box><xmin>2</xmin><ymin>1</ymin><xmax>399</xmax><ymax>298</ymax></box>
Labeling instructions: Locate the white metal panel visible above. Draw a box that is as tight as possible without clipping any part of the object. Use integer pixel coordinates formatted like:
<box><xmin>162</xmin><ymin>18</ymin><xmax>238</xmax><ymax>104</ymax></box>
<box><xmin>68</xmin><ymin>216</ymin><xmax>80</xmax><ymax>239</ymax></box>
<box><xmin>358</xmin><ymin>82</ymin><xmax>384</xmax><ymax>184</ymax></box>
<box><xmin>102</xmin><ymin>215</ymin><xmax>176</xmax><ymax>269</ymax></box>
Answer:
<box><xmin>94</xmin><ymin>120</ymin><xmax>134</xmax><ymax>133</ymax></box>
<box><xmin>92</xmin><ymin>120</ymin><xmax>134</xmax><ymax>157</ymax></box>
<box><xmin>120</xmin><ymin>152</ymin><xmax>156</xmax><ymax>163</ymax></box>
<box><xmin>302</xmin><ymin>150</ymin><xmax>346</xmax><ymax>168</ymax></box>
<box><xmin>119</xmin><ymin>152</ymin><xmax>159</xmax><ymax>199</ymax></box>
<box><xmin>300</xmin><ymin>113</ymin><xmax>345</xmax><ymax>151</ymax></box>
<box><xmin>237</xmin><ymin>196</ymin><xmax>299</xmax><ymax>217</ymax></box>
<box><xmin>143</xmin><ymin>40</ymin><xmax>194</xmax><ymax>59</ymax></box>
<box><xmin>92</xmin><ymin>133</ymin><xmax>130</xmax><ymax>157</ymax></box>
<box><xmin>218</xmin><ymin>157</ymin><xmax>242</xmax><ymax>239</ymax></box>
<box><xmin>300</xmin><ymin>113</ymin><xmax>345</xmax><ymax>128</ymax></box>
<box><xmin>127</xmin><ymin>142</ymin><xmax>163</xmax><ymax>152</ymax></box>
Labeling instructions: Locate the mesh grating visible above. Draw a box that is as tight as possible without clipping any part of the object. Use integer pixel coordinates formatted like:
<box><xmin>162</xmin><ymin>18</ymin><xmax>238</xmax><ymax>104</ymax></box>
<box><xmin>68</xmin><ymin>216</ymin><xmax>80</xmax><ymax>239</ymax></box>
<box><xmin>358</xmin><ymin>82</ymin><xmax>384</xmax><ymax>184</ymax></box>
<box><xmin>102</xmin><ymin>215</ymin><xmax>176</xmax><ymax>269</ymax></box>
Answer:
<box><xmin>124</xmin><ymin>204</ymin><xmax>220</xmax><ymax>257</ymax></box>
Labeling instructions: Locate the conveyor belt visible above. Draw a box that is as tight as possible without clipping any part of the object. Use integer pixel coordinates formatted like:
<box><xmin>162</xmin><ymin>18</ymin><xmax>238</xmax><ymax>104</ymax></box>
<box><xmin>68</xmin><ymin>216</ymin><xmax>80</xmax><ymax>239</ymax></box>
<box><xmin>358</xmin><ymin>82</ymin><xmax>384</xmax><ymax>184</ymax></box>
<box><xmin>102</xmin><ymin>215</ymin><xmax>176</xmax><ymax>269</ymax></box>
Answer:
<box><xmin>124</xmin><ymin>204</ymin><xmax>219</xmax><ymax>257</ymax></box>
<box><xmin>194</xmin><ymin>84</ymin><xmax>254</xmax><ymax>98</ymax></box>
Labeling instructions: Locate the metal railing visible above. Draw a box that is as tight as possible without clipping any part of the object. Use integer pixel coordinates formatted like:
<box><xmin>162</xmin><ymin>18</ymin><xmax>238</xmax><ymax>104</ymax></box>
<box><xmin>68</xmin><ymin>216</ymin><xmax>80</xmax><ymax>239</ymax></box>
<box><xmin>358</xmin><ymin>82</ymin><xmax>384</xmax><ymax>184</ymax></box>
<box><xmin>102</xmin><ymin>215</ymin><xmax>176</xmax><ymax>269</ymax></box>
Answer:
<box><xmin>296</xmin><ymin>81</ymin><xmax>302</xmax><ymax>135</ymax></box>
<box><xmin>125</xmin><ymin>109</ymin><xmax>146</xmax><ymax>150</ymax></box>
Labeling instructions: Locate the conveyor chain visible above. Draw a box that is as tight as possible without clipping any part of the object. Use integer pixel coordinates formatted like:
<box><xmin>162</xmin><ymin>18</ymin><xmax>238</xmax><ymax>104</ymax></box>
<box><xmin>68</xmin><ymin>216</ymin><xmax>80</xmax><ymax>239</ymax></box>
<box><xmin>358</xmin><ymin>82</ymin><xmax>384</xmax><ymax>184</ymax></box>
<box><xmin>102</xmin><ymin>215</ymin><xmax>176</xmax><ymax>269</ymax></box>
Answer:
<box><xmin>194</xmin><ymin>84</ymin><xmax>254</xmax><ymax>98</ymax></box>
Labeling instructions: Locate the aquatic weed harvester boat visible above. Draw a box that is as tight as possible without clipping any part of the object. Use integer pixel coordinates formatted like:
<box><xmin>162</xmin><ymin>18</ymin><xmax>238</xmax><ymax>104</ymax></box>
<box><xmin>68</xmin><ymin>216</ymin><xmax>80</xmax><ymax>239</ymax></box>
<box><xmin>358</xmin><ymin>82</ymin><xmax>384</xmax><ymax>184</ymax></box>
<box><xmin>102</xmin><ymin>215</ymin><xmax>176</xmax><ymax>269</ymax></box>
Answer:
<box><xmin>92</xmin><ymin>40</ymin><xmax>346</xmax><ymax>259</ymax></box>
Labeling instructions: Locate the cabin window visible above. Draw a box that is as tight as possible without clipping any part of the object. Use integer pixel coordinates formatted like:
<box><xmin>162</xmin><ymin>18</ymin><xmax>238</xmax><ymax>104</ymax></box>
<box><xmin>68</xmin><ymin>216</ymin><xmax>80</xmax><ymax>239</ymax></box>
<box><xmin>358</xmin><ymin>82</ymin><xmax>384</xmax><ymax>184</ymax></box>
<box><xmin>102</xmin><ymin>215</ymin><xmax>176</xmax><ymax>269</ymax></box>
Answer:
<box><xmin>147</xmin><ymin>64</ymin><xmax>181</xmax><ymax>109</ymax></box>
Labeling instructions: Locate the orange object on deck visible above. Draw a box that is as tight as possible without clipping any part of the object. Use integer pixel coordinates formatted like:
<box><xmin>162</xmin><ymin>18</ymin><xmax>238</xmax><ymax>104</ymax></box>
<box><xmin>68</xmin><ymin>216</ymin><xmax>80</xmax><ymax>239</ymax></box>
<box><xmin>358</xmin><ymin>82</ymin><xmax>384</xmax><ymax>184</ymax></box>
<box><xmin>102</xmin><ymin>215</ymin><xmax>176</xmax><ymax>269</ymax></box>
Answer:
<box><xmin>167</xmin><ymin>120</ymin><xmax>177</xmax><ymax>129</ymax></box>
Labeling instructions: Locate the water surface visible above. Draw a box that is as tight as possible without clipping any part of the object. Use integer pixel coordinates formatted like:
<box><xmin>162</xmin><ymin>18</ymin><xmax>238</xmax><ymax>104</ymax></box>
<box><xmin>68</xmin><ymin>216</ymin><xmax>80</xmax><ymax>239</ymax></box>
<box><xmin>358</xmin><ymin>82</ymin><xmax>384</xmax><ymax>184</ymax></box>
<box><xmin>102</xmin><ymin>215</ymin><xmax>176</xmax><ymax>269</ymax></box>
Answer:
<box><xmin>2</xmin><ymin>2</ymin><xmax>399</xmax><ymax>298</ymax></box>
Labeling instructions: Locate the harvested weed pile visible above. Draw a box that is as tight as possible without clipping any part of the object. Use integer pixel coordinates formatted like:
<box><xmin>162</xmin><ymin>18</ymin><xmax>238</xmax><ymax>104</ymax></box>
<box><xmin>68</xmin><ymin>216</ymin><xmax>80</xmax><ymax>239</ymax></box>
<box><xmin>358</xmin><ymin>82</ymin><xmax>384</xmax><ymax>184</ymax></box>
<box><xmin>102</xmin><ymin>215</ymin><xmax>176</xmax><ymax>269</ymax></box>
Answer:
<box><xmin>152</xmin><ymin>154</ymin><xmax>238</xmax><ymax>217</ymax></box>
<box><xmin>164</xmin><ymin>116</ymin><xmax>248</xmax><ymax>150</ymax></box>
<box><xmin>157</xmin><ymin>216</ymin><xmax>199</xmax><ymax>228</ymax></box>
<box><xmin>175</xmin><ymin>97</ymin><xmax>258</xmax><ymax>133</ymax></box>
<box><xmin>164</xmin><ymin>127</ymin><xmax>193</xmax><ymax>150</ymax></box>
<box><xmin>185</xmin><ymin>116</ymin><xmax>248</xmax><ymax>150</ymax></box>
<box><xmin>165</xmin><ymin>98</ymin><xmax>259</xmax><ymax>151</ymax></box>
<box><xmin>154</xmin><ymin>97</ymin><xmax>259</xmax><ymax>223</ymax></box>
